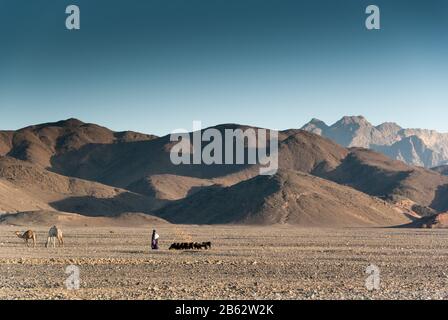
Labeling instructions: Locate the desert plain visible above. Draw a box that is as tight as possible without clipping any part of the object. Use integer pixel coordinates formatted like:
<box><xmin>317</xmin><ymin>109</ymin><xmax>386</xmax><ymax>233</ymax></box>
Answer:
<box><xmin>2</xmin><ymin>224</ymin><xmax>448</xmax><ymax>300</ymax></box>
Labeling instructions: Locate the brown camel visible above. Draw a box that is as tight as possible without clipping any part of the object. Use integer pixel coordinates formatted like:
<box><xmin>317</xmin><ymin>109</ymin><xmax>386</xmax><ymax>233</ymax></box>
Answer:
<box><xmin>15</xmin><ymin>230</ymin><xmax>36</xmax><ymax>247</ymax></box>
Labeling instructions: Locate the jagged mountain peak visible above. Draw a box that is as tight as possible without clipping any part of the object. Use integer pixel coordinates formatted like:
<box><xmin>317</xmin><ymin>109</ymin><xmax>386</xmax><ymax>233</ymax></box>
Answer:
<box><xmin>301</xmin><ymin>118</ymin><xmax>329</xmax><ymax>135</ymax></box>
<box><xmin>376</xmin><ymin>121</ymin><xmax>402</xmax><ymax>131</ymax></box>
<box><xmin>334</xmin><ymin>115</ymin><xmax>371</xmax><ymax>126</ymax></box>
<box><xmin>301</xmin><ymin>116</ymin><xmax>448</xmax><ymax>168</ymax></box>
<box><xmin>309</xmin><ymin>118</ymin><xmax>327</xmax><ymax>125</ymax></box>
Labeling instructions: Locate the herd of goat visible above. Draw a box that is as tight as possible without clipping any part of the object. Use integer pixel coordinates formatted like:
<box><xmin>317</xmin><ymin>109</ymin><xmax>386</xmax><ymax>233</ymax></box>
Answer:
<box><xmin>169</xmin><ymin>242</ymin><xmax>212</xmax><ymax>250</ymax></box>
<box><xmin>15</xmin><ymin>227</ymin><xmax>212</xmax><ymax>251</ymax></box>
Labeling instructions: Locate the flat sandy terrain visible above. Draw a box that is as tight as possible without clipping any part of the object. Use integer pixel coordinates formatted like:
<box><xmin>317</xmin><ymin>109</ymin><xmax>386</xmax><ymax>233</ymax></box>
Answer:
<box><xmin>1</xmin><ymin>225</ymin><xmax>448</xmax><ymax>300</ymax></box>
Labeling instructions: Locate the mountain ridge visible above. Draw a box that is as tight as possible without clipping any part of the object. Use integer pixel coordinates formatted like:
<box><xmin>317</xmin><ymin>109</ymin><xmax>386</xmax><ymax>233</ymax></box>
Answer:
<box><xmin>302</xmin><ymin>116</ymin><xmax>448</xmax><ymax>168</ymax></box>
<box><xmin>2</xmin><ymin>118</ymin><xmax>448</xmax><ymax>226</ymax></box>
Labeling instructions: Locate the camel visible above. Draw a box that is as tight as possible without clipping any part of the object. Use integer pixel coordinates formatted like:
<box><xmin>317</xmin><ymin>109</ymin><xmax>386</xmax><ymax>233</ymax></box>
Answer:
<box><xmin>15</xmin><ymin>230</ymin><xmax>36</xmax><ymax>247</ymax></box>
<box><xmin>45</xmin><ymin>226</ymin><xmax>64</xmax><ymax>248</ymax></box>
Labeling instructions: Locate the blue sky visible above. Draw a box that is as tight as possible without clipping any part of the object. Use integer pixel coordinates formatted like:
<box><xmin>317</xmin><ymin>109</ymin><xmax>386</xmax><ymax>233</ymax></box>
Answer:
<box><xmin>0</xmin><ymin>0</ymin><xmax>447</xmax><ymax>135</ymax></box>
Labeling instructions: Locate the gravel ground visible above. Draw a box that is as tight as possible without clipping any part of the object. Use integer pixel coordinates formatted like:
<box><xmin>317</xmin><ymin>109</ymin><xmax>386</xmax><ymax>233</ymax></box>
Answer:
<box><xmin>1</xmin><ymin>225</ymin><xmax>448</xmax><ymax>300</ymax></box>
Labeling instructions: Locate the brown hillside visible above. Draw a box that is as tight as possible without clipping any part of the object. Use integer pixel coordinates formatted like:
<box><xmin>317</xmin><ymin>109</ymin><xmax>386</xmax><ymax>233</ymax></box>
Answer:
<box><xmin>324</xmin><ymin>148</ymin><xmax>448</xmax><ymax>211</ymax></box>
<box><xmin>0</xmin><ymin>210</ymin><xmax>169</xmax><ymax>227</ymax></box>
<box><xmin>1</xmin><ymin>118</ymin><xmax>157</xmax><ymax>168</ymax></box>
<box><xmin>156</xmin><ymin>169</ymin><xmax>411</xmax><ymax>226</ymax></box>
<box><xmin>278</xmin><ymin>130</ymin><xmax>348</xmax><ymax>174</ymax></box>
<box><xmin>128</xmin><ymin>174</ymin><xmax>217</xmax><ymax>200</ymax></box>
<box><xmin>0</xmin><ymin>179</ymin><xmax>52</xmax><ymax>214</ymax></box>
<box><xmin>0</xmin><ymin>156</ymin><xmax>160</xmax><ymax>216</ymax></box>
<box><xmin>403</xmin><ymin>212</ymin><xmax>448</xmax><ymax>229</ymax></box>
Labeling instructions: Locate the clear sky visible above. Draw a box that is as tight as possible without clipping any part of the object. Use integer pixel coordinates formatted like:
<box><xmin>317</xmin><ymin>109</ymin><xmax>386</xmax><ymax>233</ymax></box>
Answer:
<box><xmin>0</xmin><ymin>0</ymin><xmax>447</xmax><ymax>135</ymax></box>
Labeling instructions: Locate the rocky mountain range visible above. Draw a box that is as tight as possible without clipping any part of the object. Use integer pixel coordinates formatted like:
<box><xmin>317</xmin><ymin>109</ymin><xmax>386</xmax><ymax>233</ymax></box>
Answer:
<box><xmin>301</xmin><ymin>116</ymin><xmax>448</xmax><ymax>168</ymax></box>
<box><xmin>1</xmin><ymin>118</ymin><xmax>448</xmax><ymax>227</ymax></box>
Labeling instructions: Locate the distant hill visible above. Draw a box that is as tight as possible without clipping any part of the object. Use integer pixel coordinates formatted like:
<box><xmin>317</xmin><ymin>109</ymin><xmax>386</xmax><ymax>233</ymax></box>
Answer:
<box><xmin>0</xmin><ymin>210</ymin><xmax>168</xmax><ymax>227</ymax></box>
<box><xmin>0</xmin><ymin>156</ymin><xmax>161</xmax><ymax>216</ymax></box>
<box><xmin>302</xmin><ymin>116</ymin><xmax>448</xmax><ymax>168</ymax></box>
<box><xmin>321</xmin><ymin>148</ymin><xmax>448</xmax><ymax>211</ymax></box>
<box><xmin>156</xmin><ymin>170</ymin><xmax>411</xmax><ymax>226</ymax></box>
<box><xmin>402</xmin><ymin>212</ymin><xmax>448</xmax><ymax>229</ymax></box>
<box><xmin>0</xmin><ymin>118</ymin><xmax>157</xmax><ymax>168</ymax></box>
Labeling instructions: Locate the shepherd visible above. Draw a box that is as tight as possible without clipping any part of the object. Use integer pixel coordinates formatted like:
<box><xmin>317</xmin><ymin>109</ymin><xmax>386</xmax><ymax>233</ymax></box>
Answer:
<box><xmin>151</xmin><ymin>229</ymin><xmax>160</xmax><ymax>250</ymax></box>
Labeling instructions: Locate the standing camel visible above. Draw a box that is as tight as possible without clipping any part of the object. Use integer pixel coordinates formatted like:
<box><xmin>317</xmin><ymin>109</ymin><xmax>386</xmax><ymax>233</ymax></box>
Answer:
<box><xmin>45</xmin><ymin>226</ymin><xmax>64</xmax><ymax>248</ymax></box>
<box><xmin>15</xmin><ymin>230</ymin><xmax>36</xmax><ymax>247</ymax></box>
